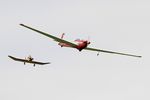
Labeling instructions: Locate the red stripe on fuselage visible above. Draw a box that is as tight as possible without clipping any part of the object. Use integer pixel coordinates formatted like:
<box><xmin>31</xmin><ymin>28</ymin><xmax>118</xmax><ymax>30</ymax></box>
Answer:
<box><xmin>58</xmin><ymin>41</ymin><xmax>88</xmax><ymax>51</ymax></box>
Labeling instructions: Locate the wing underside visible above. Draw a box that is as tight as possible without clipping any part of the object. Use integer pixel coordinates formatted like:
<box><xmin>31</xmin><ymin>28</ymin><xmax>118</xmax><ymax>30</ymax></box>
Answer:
<box><xmin>8</xmin><ymin>55</ymin><xmax>50</xmax><ymax>65</ymax></box>
<box><xmin>19</xmin><ymin>24</ymin><xmax>141</xmax><ymax>58</ymax></box>
<box><xmin>20</xmin><ymin>24</ymin><xmax>77</xmax><ymax>47</ymax></box>
<box><xmin>84</xmin><ymin>47</ymin><xmax>141</xmax><ymax>58</ymax></box>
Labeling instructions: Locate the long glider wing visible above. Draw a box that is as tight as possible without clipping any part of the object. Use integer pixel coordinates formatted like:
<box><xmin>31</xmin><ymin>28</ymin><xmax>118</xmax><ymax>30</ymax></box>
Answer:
<box><xmin>8</xmin><ymin>55</ymin><xmax>50</xmax><ymax>65</ymax></box>
<box><xmin>84</xmin><ymin>47</ymin><xmax>142</xmax><ymax>58</ymax></box>
<box><xmin>20</xmin><ymin>24</ymin><xmax>77</xmax><ymax>47</ymax></box>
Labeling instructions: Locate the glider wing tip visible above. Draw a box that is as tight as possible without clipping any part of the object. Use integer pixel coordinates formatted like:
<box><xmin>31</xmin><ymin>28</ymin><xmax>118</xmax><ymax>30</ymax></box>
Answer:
<box><xmin>20</xmin><ymin>23</ymin><xmax>25</xmax><ymax>26</ymax></box>
<box><xmin>47</xmin><ymin>62</ymin><xmax>51</xmax><ymax>64</ymax></box>
<box><xmin>8</xmin><ymin>55</ymin><xmax>12</xmax><ymax>58</ymax></box>
<box><xmin>138</xmin><ymin>56</ymin><xmax>142</xmax><ymax>58</ymax></box>
<box><xmin>134</xmin><ymin>55</ymin><xmax>142</xmax><ymax>58</ymax></box>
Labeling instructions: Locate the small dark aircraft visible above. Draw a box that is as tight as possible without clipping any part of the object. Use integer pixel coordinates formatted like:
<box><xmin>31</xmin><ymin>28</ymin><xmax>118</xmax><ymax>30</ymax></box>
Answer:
<box><xmin>20</xmin><ymin>24</ymin><xmax>141</xmax><ymax>58</ymax></box>
<box><xmin>8</xmin><ymin>55</ymin><xmax>50</xmax><ymax>66</ymax></box>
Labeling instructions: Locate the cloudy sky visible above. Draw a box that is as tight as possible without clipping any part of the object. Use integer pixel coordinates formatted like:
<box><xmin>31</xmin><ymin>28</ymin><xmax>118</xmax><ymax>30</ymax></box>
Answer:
<box><xmin>0</xmin><ymin>0</ymin><xmax>149</xmax><ymax>100</ymax></box>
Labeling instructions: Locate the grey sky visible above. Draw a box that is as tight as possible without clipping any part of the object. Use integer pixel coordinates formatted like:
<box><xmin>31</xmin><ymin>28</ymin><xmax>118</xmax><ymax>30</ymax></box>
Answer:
<box><xmin>0</xmin><ymin>0</ymin><xmax>149</xmax><ymax>100</ymax></box>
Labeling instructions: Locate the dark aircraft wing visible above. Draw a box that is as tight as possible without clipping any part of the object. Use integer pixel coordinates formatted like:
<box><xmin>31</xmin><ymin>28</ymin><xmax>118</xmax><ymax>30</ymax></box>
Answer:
<box><xmin>20</xmin><ymin>24</ymin><xmax>77</xmax><ymax>48</ymax></box>
<box><xmin>84</xmin><ymin>47</ymin><xmax>142</xmax><ymax>58</ymax></box>
<box><xmin>8</xmin><ymin>55</ymin><xmax>50</xmax><ymax>65</ymax></box>
<box><xmin>8</xmin><ymin>55</ymin><xmax>28</xmax><ymax>62</ymax></box>
<box><xmin>30</xmin><ymin>61</ymin><xmax>50</xmax><ymax>65</ymax></box>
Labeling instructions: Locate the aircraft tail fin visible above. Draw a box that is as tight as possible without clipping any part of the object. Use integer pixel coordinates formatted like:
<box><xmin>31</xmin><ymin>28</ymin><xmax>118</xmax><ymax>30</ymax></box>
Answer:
<box><xmin>61</xmin><ymin>33</ymin><xmax>65</xmax><ymax>39</ymax></box>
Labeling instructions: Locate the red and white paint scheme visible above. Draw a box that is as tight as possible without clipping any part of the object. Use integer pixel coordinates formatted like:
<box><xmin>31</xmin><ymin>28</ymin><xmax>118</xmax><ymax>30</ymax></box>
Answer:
<box><xmin>58</xmin><ymin>33</ymin><xmax>90</xmax><ymax>51</ymax></box>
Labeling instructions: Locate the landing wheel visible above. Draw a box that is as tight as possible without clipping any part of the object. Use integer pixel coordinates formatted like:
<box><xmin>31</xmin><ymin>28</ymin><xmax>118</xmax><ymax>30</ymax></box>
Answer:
<box><xmin>79</xmin><ymin>49</ymin><xmax>82</xmax><ymax>52</ymax></box>
<box><xmin>97</xmin><ymin>52</ymin><xmax>100</xmax><ymax>56</ymax></box>
<box><xmin>33</xmin><ymin>64</ymin><xmax>35</xmax><ymax>67</ymax></box>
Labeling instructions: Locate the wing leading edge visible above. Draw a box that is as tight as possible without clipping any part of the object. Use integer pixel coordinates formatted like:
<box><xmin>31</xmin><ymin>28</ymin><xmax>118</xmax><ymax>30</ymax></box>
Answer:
<box><xmin>85</xmin><ymin>47</ymin><xmax>142</xmax><ymax>58</ymax></box>
<box><xmin>20</xmin><ymin>24</ymin><xmax>77</xmax><ymax>47</ymax></box>
<box><xmin>8</xmin><ymin>55</ymin><xmax>50</xmax><ymax>65</ymax></box>
<box><xmin>20</xmin><ymin>24</ymin><xmax>141</xmax><ymax>58</ymax></box>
